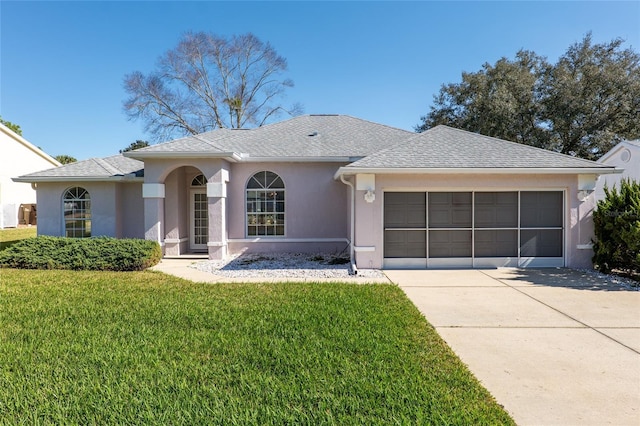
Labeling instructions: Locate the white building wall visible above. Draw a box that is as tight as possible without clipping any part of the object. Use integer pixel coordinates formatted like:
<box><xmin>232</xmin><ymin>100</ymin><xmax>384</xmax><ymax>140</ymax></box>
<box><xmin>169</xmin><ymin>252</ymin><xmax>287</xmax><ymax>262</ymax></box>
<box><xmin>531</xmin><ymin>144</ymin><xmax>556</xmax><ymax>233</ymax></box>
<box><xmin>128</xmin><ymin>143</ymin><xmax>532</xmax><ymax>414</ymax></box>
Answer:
<box><xmin>595</xmin><ymin>141</ymin><xmax>640</xmax><ymax>200</ymax></box>
<box><xmin>0</xmin><ymin>123</ymin><xmax>60</xmax><ymax>228</ymax></box>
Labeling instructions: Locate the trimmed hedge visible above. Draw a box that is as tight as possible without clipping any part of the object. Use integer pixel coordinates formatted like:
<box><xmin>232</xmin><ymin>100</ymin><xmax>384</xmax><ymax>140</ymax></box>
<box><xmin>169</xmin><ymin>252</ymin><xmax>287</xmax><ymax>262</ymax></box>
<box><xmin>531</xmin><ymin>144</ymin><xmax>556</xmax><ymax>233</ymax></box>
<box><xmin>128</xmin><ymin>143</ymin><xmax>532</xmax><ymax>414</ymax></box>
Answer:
<box><xmin>592</xmin><ymin>179</ymin><xmax>640</xmax><ymax>275</ymax></box>
<box><xmin>0</xmin><ymin>236</ymin><xmax>162</xmax><ymax>271</ymax></box>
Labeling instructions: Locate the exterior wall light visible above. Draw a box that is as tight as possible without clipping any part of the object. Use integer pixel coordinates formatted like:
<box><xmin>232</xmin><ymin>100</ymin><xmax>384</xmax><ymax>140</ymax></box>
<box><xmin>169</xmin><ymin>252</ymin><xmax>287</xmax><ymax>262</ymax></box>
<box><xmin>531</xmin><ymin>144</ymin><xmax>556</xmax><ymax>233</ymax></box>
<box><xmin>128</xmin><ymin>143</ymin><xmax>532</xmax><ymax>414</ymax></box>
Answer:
<box><xmin>364</xmin><ymin>190</ymin><xmax>375</xmax><ymax>203</ymax></box>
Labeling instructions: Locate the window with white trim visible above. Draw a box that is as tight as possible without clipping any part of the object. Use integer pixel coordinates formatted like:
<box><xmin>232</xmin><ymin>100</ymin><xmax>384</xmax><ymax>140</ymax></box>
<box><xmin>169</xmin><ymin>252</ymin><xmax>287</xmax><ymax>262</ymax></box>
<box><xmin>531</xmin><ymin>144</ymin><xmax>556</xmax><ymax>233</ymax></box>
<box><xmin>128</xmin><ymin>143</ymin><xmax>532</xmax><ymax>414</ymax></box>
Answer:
<box><xmin>246</xmin><ymin>171</ymin><xmax>285</xmax><ymax>236</ymax></box>
<box><xmin>63</xmin><ymin>187</ymin><xmax>91</xmax><ymax>238</ymax></box>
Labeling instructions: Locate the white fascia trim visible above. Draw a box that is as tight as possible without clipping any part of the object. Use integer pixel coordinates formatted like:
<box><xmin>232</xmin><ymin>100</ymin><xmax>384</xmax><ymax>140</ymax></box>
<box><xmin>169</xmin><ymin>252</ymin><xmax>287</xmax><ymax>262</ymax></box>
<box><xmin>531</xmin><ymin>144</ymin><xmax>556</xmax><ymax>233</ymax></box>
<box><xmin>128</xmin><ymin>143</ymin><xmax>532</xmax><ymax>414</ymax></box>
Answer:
<box><xmin>12</xmin><ymin>176</ymin><xmax>144</xmax><ymax>183</ymax></box>
<box><xmin>228</xmin><ymin>238</ymin><xmax>349</xmax><ymax>243</ymax></box>
<box><xmin>334</xmin><ymin>167</ymin><xmax>623</xmax><ymax>179</ymax></box>
<box><xmin>354</xmin><ymin>246</ymin><xmax>376</xmax><ymax>252</ymax></box>
<box><xmin>239</xmin><ymin>156</ymin><xmax>354</xmax><ymax>163</ymax></box>
<box><xmin>124</xmin><ymin>151</ymin><xmax>242</xmax><ymax>162</ymax></box>
<box><xmin>0</xmin><ymin>123</ymin><xmax>62</xmax><ymax>167</ymax></box>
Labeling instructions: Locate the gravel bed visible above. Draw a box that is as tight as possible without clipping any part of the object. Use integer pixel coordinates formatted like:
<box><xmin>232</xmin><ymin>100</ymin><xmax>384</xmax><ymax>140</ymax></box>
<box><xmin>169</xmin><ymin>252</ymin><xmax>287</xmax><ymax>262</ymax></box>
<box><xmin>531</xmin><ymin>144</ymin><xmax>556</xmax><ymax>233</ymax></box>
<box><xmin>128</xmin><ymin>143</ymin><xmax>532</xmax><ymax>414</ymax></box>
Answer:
<box><xmin>577</xmin><ymin>268</ymin><xmax>640</xmax><ymax>291</ymax></box>
<box><xmin>191</xmin><ymin>253</ymin><xmax>386</xmax><ymax>280</ymax></box>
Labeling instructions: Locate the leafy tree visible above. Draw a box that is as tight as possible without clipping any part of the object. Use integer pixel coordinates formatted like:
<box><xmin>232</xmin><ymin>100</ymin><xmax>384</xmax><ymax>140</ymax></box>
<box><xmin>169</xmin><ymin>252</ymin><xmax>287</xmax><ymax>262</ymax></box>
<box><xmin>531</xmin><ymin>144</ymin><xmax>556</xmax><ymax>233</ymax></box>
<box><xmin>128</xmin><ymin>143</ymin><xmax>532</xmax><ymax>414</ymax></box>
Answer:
<box><xmin>55</xmin><ymin>155</ymin><xmax>77</xmax><ymax>164</ymax></box>
<box><xmin>123</xmin><ymin>32</ymin><xmax>301</xmax><ymax>140</ymax></box>
<box><xmin>419</xmin><ymin>51</ymin><xmax>550</xmax><ymax>148</ymax></box>
<box><xmin>120</xmin><ymin>140</ymin><xmax>150</xmax><ymax>153</ymax></box>
<box><xmin>541</xmin><ymin>35</ymin><xmax>640</xmax><ymax>158</ymax></box>
<box><xmin>592</xmin><ymin>179</ymin><xmax>640</xmax><ymax>275</ymax></box>
<box><xmin>0</xmin><ymin>116</ymin><xmax>22</xmax><ymax>136</ymax></box>
<box><xmin>417</xmin><ymin>33</ymin><xmax>640</xmax><ymax>160</ymax></box>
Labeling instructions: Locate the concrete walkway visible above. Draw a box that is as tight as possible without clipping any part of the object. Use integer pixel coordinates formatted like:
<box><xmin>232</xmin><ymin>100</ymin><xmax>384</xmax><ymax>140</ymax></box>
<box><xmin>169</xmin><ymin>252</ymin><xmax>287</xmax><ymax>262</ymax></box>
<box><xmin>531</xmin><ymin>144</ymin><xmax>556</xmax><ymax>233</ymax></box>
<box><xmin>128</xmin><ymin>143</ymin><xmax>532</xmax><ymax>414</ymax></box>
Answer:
<box><xmin>386</xmin><ymin>268</ymin><xmax>640</xmax><ymax>426</ymax></box>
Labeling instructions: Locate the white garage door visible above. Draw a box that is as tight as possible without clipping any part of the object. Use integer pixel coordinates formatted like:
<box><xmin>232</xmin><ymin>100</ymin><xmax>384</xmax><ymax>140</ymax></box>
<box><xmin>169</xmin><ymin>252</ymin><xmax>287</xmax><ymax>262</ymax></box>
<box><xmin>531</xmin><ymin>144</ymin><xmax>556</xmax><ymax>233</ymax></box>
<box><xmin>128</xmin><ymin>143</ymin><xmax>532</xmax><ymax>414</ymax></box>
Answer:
<box><xmin>384</xmin><ymin>191</ymin><xmax>564</xmax><ymax>268</ymax></box>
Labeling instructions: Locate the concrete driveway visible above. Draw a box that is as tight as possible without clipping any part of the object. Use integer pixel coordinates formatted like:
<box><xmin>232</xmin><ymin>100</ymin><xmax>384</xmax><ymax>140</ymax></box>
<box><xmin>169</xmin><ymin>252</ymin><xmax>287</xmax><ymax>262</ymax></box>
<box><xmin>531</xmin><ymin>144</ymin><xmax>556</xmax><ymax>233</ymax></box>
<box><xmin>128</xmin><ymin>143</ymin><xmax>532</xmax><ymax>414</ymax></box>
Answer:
<box><xmin>385</xmin><ymin>268</ymin><xmax>640</xmax><ymax>426</ymax></box>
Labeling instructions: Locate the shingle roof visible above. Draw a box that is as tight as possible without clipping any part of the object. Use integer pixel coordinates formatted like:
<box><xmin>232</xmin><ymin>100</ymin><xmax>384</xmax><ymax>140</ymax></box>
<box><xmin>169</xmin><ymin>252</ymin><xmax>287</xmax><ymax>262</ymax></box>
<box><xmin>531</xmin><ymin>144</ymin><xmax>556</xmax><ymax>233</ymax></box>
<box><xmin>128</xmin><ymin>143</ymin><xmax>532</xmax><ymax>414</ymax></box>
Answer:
<box><xmin>17</xmin><ymin>119</ymin><xmax>617</xmax><ymax>183</ymax></box>
<box><xmin>128</xmin><ymin>115</ymin><xmax>414</xmax><ymax>159</ymax></box>
<box><xmin>15</xmin><ymin>155</ymin><xmax>144</xmax><ymax>181</ymax></box>
<box><xmin>345</xmin><ymin>125</ymin><xmax>613</xmax><ymax>170</ymax></box>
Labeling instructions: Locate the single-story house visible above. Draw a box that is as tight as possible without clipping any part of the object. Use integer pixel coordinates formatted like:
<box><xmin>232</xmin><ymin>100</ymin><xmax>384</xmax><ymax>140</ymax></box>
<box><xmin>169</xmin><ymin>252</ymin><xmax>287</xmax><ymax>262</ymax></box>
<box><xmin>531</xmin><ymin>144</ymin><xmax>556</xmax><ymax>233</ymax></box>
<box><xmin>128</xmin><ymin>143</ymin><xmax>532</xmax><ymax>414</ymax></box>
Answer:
<box><xmin>594</xmin><ymin>139</ymin><xmax>639</xmax><ymax>200</ymax></box>
<box><xmin>1</xmin><ymin>122</ymin><xmax>61</xmax><ymax>228</ymax></box>
<box><xmin>14</xmin><ymin>115</ymin><xmax>621</xmax><ymax>269</ymax></box>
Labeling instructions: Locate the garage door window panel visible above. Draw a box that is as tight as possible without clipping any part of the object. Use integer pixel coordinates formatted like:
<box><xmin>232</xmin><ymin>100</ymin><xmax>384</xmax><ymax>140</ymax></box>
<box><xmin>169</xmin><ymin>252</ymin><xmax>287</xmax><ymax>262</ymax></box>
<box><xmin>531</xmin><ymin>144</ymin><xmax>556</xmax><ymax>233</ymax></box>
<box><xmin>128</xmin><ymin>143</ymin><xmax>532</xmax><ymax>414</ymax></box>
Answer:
<box><xmin>428</xmin><ymin>192</ymin><xmax>472</xmax><ymax>228</ymax></box>
<box><xmin>474</xmin><ymin>230</ymin><xmax>518</xmax><ymax>257</ymax></box>
<box><xmin>384</xmin><ymin>230</ymin><xmax>426</xmax><ymax>258</ymax></box>
<box><xmin>429</xmin><ymin>230</ymin><xmax>472</xmax><ymax>258</ymax></box>
<box><xmin>475</xmin><ymin>192</ymin><xmax>518</xmax><ymax>228</ymax></box>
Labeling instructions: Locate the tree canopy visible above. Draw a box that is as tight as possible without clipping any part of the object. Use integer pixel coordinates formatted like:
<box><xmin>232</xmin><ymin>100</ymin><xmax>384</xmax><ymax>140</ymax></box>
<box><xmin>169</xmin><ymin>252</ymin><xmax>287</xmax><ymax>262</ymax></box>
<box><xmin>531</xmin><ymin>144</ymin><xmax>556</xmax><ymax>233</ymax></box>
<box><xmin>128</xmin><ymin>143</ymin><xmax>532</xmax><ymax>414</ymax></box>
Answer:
<box><xmin>417</xmin><ymin>34</ymin><xmax>640</xmax><ymax>160</ymax></box>
<box><xmin>123</xmin><ymin>32</ymin><xmax>301</xmax><ymax>140</ymax></box>
<box><xmin>0</xmin><ymin>116</ymin><xmax>22</xmax><ymax>136</ymax></box>
<box><xmin>55</xmin><ymin>155</ymin><xmax>77</xmax><ymax>165</ymax></box>
<box><xmin>120</xmin><ymin>140</ymin><xmax>149</xmax><ymax>153</ymax></box>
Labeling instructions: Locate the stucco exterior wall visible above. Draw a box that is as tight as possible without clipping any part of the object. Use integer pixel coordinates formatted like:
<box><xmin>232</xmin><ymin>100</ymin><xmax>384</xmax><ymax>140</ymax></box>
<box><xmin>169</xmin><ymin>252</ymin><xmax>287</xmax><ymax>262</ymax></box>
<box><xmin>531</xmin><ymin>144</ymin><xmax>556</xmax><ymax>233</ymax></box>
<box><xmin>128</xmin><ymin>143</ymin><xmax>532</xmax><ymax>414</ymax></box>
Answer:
<box><xmin>140</xmin><ymin>159</ymin><xmax>350</xmax><ymax>257</ymax></box>
<box><xmin>0</xmin><ymin>125</ymin><xmax>59</xmax><ymax>228</ymax></box>
<box><xmin>225</xmin><ymin>162</ymin><xmax>349</xmax><ymax>254</ymax></box>
<box><xmin>351</xmin><ymin>173</ymin><xmax>595</xmax><ymax>270</ymax></box>
<box><xmin>117</xmin><ymin>183</ymin><xmax>144</xmax><ymax>238</ymax></box>
<box><xmin>36</xmin><ymin>181</ymin><xmax>142</xmax><ymax>238</ymax></box>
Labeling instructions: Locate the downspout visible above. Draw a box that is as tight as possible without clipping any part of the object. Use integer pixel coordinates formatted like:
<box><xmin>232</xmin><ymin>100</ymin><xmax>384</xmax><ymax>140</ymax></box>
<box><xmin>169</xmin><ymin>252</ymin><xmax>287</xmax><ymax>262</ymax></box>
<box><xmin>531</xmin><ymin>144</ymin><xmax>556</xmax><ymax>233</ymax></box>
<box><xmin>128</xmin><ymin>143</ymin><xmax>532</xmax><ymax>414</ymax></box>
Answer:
<box><xmin>339</xmin><ymin>174</ymin><xmax>358</xmax><ymax>275</ymax></box>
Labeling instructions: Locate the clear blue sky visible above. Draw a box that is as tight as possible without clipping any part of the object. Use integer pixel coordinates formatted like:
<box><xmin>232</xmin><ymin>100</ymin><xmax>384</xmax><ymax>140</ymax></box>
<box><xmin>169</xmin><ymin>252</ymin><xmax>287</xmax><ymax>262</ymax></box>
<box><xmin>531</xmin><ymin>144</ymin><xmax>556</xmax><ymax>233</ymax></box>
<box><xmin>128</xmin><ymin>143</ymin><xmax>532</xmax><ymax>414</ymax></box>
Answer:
<box><xmin>1</xmin><ymin>1</ymin><xmax>639</xmax><ymax>160</ymax></box>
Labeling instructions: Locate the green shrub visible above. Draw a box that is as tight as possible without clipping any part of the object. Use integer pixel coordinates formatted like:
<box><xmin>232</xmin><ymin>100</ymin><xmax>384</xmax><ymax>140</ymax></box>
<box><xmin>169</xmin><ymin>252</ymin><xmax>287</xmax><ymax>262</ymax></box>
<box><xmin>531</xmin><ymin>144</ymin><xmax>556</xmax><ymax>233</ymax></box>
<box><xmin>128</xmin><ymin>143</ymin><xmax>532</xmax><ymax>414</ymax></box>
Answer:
<box><xmin>592</xmin><ymin>179</ymin><xmax>640</xmax><ymax>274</ymax></box>
<box><xmin>0</xmin><ymin>236</ymin><xmax>162</xmax><ymax>271</ymax></box>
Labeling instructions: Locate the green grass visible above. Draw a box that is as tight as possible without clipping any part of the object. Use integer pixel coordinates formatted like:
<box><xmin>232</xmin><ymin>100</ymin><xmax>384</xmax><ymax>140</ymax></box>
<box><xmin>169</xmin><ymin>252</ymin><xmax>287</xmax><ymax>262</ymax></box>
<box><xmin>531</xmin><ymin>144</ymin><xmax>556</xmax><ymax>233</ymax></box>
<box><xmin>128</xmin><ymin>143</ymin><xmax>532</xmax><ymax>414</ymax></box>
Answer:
<box><xmin>0</xmin><ymin>227</ymin><xmax>37</xmax><ymax>250</ymax></box>
<box><xmin>0</xmin><ymin>270</ymin><xmax>514</xmax><ymax>425</ymax></box>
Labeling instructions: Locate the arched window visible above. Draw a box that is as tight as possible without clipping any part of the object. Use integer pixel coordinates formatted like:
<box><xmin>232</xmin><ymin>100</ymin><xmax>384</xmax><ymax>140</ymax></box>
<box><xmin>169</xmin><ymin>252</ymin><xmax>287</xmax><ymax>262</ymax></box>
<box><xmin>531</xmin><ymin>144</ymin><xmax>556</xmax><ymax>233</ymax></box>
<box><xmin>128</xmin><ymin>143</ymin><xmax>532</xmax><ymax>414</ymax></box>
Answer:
<box><xmin>63</xmin><ymin>187</ymin><xmax>91</xmax><ymax>238</ymax></box>
<box><xmin>246</xmin><ymin>171</ymin><xmax>285</xmax><ymax>236</ymax></box>
<box><xmin>191</xmin><ymin>174</ymin><xmax>207</xmax><ymax>186</ymax></box>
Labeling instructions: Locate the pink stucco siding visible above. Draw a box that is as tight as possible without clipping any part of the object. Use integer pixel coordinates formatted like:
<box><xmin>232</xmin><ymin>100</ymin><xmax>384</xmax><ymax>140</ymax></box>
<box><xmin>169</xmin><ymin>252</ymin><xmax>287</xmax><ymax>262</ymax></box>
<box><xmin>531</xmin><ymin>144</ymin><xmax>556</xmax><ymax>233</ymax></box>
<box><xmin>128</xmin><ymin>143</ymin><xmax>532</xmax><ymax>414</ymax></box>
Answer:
<box><xmin>36</xmin><ymin>181</ymin><xmax>143</xmax><ymax>239</ymax></box>
<box><xmin>141</xmin><ymin>160</ymin><xmax>349</xmax><ymax>257</ymax></box>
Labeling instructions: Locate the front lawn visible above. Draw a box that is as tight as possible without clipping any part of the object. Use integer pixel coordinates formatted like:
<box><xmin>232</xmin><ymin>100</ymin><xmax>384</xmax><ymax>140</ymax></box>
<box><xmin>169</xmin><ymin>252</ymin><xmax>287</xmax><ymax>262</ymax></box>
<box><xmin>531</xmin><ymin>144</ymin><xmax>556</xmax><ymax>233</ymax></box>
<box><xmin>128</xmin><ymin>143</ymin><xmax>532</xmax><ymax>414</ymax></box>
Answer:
<box><xmin>0</xmin><ymin>270</ymin><xmax>514</xmax><ymax>425</ymax></box>
<box><xmin>0</xmin><ymin>226</ymin><xmax>36</xmax><ymax>250</ymax></box>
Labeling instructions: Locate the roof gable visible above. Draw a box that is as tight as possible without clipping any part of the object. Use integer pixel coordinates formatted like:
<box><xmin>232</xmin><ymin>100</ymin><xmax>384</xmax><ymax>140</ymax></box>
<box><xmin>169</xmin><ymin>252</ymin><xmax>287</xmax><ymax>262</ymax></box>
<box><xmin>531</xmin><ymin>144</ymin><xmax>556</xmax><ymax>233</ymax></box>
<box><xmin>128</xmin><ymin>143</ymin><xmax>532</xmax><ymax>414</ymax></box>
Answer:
<box><xmin>345</xmin><ymin>125</ymin><xmax>613</xmax><ymax>170</ymax></box>
<box><xmin>598</xmin><ymin>139</ymin><xmax>640</xmax><ymax>164</ymax></box>
<box><xmin>0</xmin><ymin>123</ymin><xmax>61</xmax><ymax>167</ymax></box>
<box><xmin>126</xmin><ymin>115</ymin><xmax>414</xmax><ymax>160</ymax></box>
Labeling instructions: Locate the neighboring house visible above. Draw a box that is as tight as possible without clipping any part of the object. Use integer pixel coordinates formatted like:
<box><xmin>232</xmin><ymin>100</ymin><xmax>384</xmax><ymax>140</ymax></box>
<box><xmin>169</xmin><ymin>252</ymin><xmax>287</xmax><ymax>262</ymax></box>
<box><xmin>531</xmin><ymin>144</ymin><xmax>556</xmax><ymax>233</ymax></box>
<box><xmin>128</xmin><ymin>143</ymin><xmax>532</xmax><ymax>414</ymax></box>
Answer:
<box><xmin>15</xmin><ymin>115</ymin><xmax>621</xmax><ymax>269</ymax></box>
<box><xmin>594</xmin><ymin>139</ymin><xmax>640</xmax><ymax>200</ymax></box>
<box><xmin>0</xmin><ymin>123</ymin><xmax>61</xmax><ymax>228</ymax></box>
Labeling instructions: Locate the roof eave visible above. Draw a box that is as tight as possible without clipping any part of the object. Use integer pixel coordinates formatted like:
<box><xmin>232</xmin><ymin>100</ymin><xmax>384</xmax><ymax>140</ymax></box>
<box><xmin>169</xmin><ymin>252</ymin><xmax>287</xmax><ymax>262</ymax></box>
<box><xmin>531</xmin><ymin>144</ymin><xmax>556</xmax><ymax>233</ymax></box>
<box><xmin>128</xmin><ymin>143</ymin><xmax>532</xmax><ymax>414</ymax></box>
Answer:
<box><xmin>334</xmin><ymin>167</ymin><xmax>623</xmax><ymax>180</ymax></box>
<box><xmin>123</xmin><ymin>151</ymin><xmax>242</xmax><ymax>162</ymax></box>
<box><xmin>0</xmin><ymin>123</ymin><xmax>62</xmax><ymax>167</ymax></box>
<box><xmin>12</xmin><ymin>176</ymin><xmax>145</xmax><ymax>183</ymax></box>
<box><xmin>240</xmin><ymin>156</ymin><xmax>358</xmax><ymax>163</ymax></box>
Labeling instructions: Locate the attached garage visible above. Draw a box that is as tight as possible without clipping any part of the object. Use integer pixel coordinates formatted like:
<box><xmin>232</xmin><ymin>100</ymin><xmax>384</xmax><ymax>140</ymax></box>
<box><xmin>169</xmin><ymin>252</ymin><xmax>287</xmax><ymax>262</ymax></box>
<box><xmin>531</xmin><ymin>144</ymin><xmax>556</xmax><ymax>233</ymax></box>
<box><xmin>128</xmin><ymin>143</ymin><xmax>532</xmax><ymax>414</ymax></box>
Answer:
<box><xmin>335</xmin><ymin>125</ymin><xmax>621</xmax><ymax>270</ymax></box>
<box><xmin>383</xmin><ymin>191</ymin><xmax>564</xmax><ymax>268</ymax></box>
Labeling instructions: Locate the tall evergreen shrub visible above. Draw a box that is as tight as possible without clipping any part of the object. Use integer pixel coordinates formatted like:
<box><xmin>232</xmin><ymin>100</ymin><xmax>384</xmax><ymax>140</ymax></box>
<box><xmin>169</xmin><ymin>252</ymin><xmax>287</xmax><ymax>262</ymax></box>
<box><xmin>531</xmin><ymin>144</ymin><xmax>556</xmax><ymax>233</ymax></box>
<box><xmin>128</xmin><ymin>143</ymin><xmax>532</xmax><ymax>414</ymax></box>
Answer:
<box><xmin>592</xmin><ymin>179</ymin><xmax>640</xmax><ymax>274</ymax></box>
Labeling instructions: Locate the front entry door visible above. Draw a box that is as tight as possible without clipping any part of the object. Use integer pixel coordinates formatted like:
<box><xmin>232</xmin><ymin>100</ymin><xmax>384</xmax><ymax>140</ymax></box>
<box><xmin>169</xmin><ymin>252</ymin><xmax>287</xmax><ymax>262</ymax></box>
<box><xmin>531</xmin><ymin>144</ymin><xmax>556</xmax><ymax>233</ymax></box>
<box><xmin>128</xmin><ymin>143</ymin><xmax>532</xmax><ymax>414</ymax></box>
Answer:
<box><xmin>190</xmin><ymin>190</ymin><xmax>208</xmax><ymax>251</ymax></box>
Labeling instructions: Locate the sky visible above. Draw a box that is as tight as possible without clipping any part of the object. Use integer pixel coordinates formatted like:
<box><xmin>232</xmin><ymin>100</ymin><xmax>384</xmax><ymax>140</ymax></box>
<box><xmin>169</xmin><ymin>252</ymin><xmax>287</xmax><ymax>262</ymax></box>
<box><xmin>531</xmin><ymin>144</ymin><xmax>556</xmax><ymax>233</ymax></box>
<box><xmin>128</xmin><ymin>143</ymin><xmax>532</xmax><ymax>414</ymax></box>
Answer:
<box><xmin>1</xmin><ymin>1</ymin><xmax>639</xmax><ymax>161</ymax></box>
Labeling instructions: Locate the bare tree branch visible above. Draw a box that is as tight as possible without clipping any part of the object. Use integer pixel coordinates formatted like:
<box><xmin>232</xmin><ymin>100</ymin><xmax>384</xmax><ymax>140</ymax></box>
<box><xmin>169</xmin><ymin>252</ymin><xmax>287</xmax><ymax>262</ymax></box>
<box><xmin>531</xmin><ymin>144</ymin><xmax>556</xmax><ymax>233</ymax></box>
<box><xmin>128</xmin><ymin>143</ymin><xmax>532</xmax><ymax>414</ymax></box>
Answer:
<box><xmin>123</xmin><ymin>32</ymin><xmax>302</xmax><ymax>140</ymax></box>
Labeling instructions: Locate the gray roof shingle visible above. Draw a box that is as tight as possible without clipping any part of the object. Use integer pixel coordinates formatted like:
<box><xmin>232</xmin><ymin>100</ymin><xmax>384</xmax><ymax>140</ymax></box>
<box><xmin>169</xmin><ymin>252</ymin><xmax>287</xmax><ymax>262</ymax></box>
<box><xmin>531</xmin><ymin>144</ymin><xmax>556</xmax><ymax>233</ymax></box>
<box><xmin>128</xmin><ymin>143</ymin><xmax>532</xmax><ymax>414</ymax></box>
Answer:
<box><xmin>17</xmin><ymin>118</ymin><xmax>617</xmax><ymax>182</ymax></box>
<box><xmin>346</xmin><ymin>125</ymin><xmax>613</xmax><ymax>169</ymax></box>
<box><xmin>16</xmin><ymin>155</ymin><xmax>144</xmax><ymax>180</ymax></box>
<box><xmin>129</xmin><ymin>115</ymin><xmax>414</xmax><ymax>158</ymax></box>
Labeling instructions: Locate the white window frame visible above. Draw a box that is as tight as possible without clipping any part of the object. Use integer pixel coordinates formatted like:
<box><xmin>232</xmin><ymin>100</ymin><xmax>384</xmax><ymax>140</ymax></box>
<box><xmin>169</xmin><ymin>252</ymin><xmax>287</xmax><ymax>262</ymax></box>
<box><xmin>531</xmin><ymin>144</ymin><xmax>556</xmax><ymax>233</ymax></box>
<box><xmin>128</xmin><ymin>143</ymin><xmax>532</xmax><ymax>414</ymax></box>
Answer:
<box><xmin>246</xmin><ymin>171</ymin><xmax>285</xmax><ymax>237</ymax></box>
<box><xmin>62</xmin><ymin>187</ymin><xmax>91</xmax><ymax>238</ymax></box>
